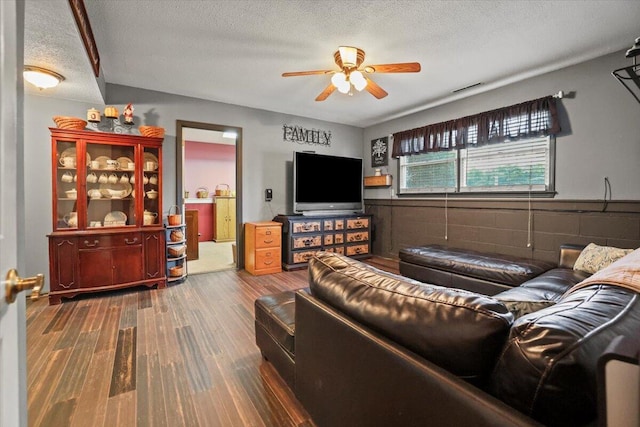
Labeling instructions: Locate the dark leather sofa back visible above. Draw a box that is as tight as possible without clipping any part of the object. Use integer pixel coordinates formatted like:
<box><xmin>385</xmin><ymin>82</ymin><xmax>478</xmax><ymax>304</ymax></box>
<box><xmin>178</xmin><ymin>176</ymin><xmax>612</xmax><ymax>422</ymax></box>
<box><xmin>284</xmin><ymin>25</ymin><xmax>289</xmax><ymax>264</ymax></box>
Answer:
<box><xmin>400</xmin><ymin>245</ymin><xmax>556</xmax><ymax>287</ymax></box>
<box><xmin>491</xmin><ymin>284</ymin><xmax>640</xmax><ymax>426</ymax></box>
<box><xmin>308</xmin><ymin>252</ymin><xmax>514</xmax><ymax>382</ymax></box>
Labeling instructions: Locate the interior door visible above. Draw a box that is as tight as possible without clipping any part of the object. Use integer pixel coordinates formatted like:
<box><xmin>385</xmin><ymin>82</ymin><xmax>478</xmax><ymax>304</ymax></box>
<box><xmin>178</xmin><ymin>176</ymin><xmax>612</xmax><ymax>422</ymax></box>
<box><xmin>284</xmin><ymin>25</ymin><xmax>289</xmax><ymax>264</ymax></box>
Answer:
<box><xmin>1</xmin><ymin>1</ymin><xmax>27</xmax><ymax>425</ymax></box>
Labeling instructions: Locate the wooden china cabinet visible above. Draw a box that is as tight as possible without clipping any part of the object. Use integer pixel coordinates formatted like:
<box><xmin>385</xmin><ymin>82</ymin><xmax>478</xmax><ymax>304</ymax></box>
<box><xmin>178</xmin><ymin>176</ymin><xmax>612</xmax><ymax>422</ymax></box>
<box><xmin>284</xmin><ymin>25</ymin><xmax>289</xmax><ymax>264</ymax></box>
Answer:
<box><xmin>47</xmin><ymin>128</ymin><xmax>166</xmax><ymax>304</ymax></box>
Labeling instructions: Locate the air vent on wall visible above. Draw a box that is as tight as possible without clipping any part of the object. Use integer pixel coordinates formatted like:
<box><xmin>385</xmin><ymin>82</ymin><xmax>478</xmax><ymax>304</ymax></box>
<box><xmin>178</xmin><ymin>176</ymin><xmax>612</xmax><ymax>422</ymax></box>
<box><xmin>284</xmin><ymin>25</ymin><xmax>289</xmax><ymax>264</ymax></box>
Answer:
<box><xmin>452</xmin><ymin>82</ymin><xmax>483</xmax><ymax>93</ymax></box>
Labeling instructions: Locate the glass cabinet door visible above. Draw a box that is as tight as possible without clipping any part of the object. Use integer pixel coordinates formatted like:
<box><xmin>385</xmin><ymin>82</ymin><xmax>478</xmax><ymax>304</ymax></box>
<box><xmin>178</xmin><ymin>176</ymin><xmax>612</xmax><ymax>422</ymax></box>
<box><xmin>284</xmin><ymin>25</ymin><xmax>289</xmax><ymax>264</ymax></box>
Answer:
<box><xmin>55</xmin><ymin>140</ymin><xmax>83</xmax><ymax>229</ymax></box>
<box><xmin>142</xmin><ymin>146</ymin><xmax>161</xmax><ymax>226</ymax></box>
<box><xmin>86</xmin><ymin>142</ymin><xmax>136</xmax><ymax>228</ymax></box>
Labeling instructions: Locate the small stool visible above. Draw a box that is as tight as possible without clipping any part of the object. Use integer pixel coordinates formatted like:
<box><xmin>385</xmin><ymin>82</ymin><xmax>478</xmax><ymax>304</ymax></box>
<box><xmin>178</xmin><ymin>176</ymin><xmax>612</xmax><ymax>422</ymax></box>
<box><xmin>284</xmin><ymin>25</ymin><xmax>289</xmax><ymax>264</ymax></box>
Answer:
<box><xmin>255</xmin><ymin>290</ymin><xmax>298</xmax><ymax>388</ymax></box>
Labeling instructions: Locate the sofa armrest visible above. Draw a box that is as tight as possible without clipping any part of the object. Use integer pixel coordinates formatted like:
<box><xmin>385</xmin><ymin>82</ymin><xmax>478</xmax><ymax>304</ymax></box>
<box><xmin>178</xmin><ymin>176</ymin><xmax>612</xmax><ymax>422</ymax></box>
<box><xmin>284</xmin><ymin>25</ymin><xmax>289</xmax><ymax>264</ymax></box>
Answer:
<box><xmin>558</xmin><ymin>244</ymin><xmax>586</xmax><ymax>269</ymax></box>
<box><xmin>294</xmin><ymin>289</ymin><xmax>541</xmax><ymax>427</ymax></box>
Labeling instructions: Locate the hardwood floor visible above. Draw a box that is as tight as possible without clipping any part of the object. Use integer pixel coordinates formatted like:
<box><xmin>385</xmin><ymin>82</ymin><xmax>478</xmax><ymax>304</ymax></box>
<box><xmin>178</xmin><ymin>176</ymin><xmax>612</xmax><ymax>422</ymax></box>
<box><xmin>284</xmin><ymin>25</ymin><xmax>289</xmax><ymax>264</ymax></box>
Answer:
<box><xmin>26</xmin><ymin>268</ymin><xmax>314</xmax><ymax>427</ymax></box>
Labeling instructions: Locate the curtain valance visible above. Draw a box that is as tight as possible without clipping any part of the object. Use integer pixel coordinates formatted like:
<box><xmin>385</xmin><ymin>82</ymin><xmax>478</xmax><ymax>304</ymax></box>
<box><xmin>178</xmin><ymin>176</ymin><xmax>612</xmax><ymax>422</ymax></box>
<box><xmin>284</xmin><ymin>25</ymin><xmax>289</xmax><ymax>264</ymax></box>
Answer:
<box><xmin>392</xmin><ymin>96</ymin><xmax>560</xmax><ymax>157</ymax></box>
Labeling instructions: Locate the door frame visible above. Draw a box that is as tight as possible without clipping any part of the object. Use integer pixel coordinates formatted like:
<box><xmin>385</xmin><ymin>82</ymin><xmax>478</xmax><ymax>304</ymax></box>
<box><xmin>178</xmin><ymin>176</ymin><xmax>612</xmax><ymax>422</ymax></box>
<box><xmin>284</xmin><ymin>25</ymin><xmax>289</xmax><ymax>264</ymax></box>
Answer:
<box><xmin>175</xmin><ymin>120</ymin><xmax>244</xmax><ymax>269</ymax></box>
<box><xmin>1</xmin><ymin>0</ymin><xmax>28</xmax><ymax>425</ymax></box>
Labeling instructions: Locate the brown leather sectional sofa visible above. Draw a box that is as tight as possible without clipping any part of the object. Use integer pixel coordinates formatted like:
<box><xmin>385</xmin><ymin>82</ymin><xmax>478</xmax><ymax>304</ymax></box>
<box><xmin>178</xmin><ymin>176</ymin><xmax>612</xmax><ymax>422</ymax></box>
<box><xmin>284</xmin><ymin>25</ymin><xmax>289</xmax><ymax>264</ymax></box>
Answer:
<box><xmin>255</xmin><ymin>245</ymin><xmax>640</xmax><ymax>427</ymax></box>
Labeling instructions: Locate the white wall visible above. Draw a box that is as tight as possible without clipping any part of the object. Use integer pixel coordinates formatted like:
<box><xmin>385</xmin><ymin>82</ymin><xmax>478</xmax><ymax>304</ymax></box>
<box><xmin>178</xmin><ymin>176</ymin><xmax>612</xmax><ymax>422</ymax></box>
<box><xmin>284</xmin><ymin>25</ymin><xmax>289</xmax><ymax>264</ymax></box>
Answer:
<box><xmin>24</xmin><ymin>87</ymin><xmax>363</xmax><ymax>291</ymax></box>
<box><xmin>363</xmin><ymin>50</ymin><xmax>640</xmax><ymax>200</ymax></box>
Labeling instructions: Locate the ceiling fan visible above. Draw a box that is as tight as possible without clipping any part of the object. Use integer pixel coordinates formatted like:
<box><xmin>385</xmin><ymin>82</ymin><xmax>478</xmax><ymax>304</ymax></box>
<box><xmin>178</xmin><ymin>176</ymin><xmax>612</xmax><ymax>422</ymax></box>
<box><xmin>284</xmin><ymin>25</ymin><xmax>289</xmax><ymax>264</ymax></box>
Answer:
<box><xmin>282</xmin><ymin>46</ymin><xmax>421</xmax><ymax>101</ymax></box>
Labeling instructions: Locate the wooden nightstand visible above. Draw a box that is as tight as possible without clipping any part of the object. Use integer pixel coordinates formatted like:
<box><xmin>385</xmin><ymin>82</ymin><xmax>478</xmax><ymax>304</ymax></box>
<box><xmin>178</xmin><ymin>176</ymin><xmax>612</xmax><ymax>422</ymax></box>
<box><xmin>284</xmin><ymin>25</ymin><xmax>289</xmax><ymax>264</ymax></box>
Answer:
<box><xmin>245</xmin><ymin>221</ymin><xmax>282</xmax><ymax>275</ymax></box>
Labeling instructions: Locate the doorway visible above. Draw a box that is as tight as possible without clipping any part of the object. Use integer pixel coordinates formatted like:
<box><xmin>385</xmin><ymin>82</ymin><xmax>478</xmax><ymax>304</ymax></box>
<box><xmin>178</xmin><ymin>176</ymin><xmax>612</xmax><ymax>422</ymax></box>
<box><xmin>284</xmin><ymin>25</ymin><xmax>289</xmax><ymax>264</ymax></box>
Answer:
<box><xmin>175</xmin><ymin>120</ymin><xmax>243</xmax><ymax>272</ymax></box>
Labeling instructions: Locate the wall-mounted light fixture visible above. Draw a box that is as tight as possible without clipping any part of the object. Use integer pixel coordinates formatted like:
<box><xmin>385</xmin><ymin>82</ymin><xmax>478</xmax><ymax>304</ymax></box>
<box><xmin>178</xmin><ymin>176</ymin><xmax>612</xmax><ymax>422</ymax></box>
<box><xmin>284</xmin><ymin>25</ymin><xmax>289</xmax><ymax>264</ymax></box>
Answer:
<box><xmin>23</xmin><ymin>66</ymin><xmax>65</xmax><ymax>89</ymax></box>
<box><xmin>612</xmin><ymin>37</ymin><xmax>640</xmax><ymax>104</ymax></box>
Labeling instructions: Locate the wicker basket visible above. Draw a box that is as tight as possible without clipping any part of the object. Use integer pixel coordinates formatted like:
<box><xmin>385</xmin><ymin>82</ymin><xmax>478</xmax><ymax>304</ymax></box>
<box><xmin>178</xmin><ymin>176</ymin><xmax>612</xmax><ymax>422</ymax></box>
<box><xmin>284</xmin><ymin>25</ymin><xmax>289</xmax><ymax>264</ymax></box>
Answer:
<box><xmin>215</xmin><ymin>183</ymin><xmax>231</xmax><ymax>196</ymax></box>
<box><xmin>168</xmin><ymin>265</ymin><xmax>183</xmax><ymax>277</ymax></box>
<box><xmin>170</xmin><ymin>229</ymin><xmax>184</xmax><ymax>242</ymax></box>
<box><xmin>168</xmin><ymin>244</ymin><xmax>186</xmax><ymax>257</ymax></box>
<box><xmin>139</xmin><ymin>125</ymin><xmax>165</xmax><ymax>138</ymax></box>
<box><xmin>167</xmin><ymin>205</ymin><xmax>182</xmax><ymax>225</ymax></box>
<box><xmin>53</xmin><ymin>116</ymin><xmax>87</xmax><ymax>130</ymax></box>
<box><xmin>196</xmin><ymin>187</ymin><xmax>209</xmax><ymax>198</ymax></box>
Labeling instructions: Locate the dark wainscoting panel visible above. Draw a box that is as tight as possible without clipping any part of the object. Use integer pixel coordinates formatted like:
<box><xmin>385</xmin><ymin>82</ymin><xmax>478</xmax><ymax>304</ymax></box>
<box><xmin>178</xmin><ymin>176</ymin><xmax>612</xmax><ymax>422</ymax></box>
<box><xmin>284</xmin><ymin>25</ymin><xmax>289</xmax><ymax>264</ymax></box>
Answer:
<box><xmin>364</xmin><ymin>199</ymin><xmax>640</xmax><ymax>263</ymax></box>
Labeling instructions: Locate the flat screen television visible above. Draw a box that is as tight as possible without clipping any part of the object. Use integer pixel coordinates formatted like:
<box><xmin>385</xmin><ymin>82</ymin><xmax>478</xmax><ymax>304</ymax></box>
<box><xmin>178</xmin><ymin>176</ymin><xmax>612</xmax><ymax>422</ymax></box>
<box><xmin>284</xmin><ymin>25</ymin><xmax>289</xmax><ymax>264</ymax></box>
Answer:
<box><xmin>293</xmin><ymin>151</ymin><xmax>363</xmax><ymax>215</ymax></box>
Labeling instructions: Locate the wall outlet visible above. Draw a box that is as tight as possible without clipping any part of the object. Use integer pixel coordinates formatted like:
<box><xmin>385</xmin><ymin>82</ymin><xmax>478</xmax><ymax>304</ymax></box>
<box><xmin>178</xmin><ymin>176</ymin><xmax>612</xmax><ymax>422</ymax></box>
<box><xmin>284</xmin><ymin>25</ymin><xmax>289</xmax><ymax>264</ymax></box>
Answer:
<box><xmin>265</xmin><ymin>188</ymin><xmax>273</xmax><ymax>202</ymax></box>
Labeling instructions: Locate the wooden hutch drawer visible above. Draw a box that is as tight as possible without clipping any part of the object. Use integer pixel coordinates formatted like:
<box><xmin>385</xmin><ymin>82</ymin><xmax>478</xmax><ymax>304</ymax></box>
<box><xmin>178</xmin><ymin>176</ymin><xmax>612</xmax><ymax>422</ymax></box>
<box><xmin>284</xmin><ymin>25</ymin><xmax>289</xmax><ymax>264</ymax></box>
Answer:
<box><xmin>291</xmin><ymin>220</ymin><xmax>322</xmax><ymax>233</ymax></box>
<box><xmin>346</xmin><ymin>244</ymin><xmax>369</xmax><ymax>256</ymax></box>
<box><xmin>78</xmin><ymin>232</ymin><xmax>142</xmax><ymax>249</ymax></box>
<box><xmin>346</xmin><ymin>218</ymin><xmax>369</xmax><ymax>229</ymax></box>
<box><xmin>254</xmin><ymin>226</ymin><xmax>281</xmax><ymax>248</ymax></box>
<box><xmin>346</xmin><ymin>231</ymin><xmax>369</xmax><ymax>243</ymax></box>
<box><xmin>292</xmin><ymin>235</ymin><xmax>322</xmax><ymax>249</ymax></box>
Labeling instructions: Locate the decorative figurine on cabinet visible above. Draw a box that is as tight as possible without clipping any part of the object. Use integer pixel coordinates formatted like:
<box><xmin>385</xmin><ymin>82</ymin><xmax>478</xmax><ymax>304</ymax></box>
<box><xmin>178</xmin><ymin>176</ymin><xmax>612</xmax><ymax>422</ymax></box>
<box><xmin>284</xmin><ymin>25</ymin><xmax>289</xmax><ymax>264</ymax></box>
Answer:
<box><xmin>87</xmin><ymin>108</ymin><xmax>101</xmax><ymax>123</ymax></box>
<box><xmin>123</xmin><ymin>103</ymin><xmax>134</xmax><ymax>124</ymax></box>
<box><xmin>104</xmin><ymin>105</ymin><xmax>119</xmax><ymax>119</ymax></box>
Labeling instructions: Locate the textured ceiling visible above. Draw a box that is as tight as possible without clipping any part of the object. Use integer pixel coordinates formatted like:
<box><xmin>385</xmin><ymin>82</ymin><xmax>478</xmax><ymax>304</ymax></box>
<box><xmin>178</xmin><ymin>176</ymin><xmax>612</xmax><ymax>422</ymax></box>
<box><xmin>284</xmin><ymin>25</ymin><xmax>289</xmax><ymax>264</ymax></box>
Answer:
<box><xmin>24</xmin><ymin>0</ymin><xmax>640</xmax><ymax>127</ymax></box>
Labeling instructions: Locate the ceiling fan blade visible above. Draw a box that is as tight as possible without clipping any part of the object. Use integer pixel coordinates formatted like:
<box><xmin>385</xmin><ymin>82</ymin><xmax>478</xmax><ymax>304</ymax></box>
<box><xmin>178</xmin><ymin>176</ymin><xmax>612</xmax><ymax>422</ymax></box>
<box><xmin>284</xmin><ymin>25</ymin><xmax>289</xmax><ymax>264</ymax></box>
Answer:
<box><xmin>282</xmin><ymin>70</ymin><xmax>334</xmax><ymax>77</ymax></box>
<box><xmin>364</xmin><ymin>77</ymin><xmax>388</xmax><ymax>99</ymax></box>
<box><xmin>364</xmin><ymin>62</ymin><xmax>421</xmax><ymax>73</ymax></box>
<box><xmin>315</xmin><ymin>84</ymin><xmax>336</xmax><ymax>101</ymax></box>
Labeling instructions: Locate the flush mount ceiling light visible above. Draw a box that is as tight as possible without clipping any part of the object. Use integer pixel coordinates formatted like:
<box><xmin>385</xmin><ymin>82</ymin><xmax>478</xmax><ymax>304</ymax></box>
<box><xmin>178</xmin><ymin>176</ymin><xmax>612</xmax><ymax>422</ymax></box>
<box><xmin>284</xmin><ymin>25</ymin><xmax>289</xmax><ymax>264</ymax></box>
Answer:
<box><xmin>282</xmin><ymin>46</ymin><xmax>421</xmax><ymax>101</ymax></box>
<box><xmin>23</xmin><ymin>66</ymin><xmax>65</xmax><ymax>89</ymax></box>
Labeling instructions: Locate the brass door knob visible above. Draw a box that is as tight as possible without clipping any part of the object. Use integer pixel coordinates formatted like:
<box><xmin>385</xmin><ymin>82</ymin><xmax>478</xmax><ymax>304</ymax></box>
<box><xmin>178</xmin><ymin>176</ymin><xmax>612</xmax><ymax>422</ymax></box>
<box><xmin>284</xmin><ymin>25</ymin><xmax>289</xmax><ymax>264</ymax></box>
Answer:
<box><xmin>5</xmin><ymin>269</ymin><xmax>44</xmax><ymax>303</ymax></box>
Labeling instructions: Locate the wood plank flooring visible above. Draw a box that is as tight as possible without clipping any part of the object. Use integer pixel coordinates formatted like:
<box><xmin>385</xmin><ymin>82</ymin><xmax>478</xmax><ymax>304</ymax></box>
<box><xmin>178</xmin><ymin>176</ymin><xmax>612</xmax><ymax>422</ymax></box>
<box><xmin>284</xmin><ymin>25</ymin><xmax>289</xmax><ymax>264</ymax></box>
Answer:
<box><xmin>26</xmin><ymin>268</ymin><xmax>313</xmax><ymax>427</ymax></box>
<box><xmin>26</xmin><ymin>257</ymin><xmax>400</xmax><ymax>427</ymax></box>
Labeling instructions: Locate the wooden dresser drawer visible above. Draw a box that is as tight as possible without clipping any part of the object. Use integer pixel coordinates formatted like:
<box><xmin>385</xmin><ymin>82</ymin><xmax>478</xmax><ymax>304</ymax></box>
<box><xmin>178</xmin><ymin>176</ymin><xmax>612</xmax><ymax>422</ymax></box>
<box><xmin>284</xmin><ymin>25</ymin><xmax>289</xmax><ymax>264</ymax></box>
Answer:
<box><xmin>292</xmin><ymin>250</ymin><xmax>318</xmax><ymax>264</ymax></box>
<box><xmin>292</xmin><ymin>221</ymin><xmax>321</xmax><ymax>233</ymax></box>
<box><xmin>292</xmin><ymin>235</ymin><xmax>322</xmax><ymax>249</ymax></box>
<box><xmin>346</xmin><ymin>231</ymin><xmax>369</xmax><ymax>243</ymax></box>
<box><xmin>346</xmin><ymin>244</ymin><xmax>369</xmax><ymax>256</ymax></box>
<box><xmin>255</xmin><ymin>226</ymin><xmax>281</xmax><ymax>248</ymax></box>
<box><xmin>324</xmin><ymin>246</ymin><xmax>345</xmax><ymax>255</ymax></box>
<box><xmin>346</xmin><ymin>218</ymin><xmax>369</xmax><ymax>229</ymax></box>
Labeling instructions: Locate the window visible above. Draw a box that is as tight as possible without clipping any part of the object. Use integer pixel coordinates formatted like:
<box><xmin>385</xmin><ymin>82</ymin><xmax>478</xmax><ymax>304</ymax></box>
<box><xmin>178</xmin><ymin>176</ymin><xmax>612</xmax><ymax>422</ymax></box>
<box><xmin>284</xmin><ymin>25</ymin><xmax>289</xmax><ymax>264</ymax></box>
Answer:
<box><xmin>399</xmin><ymin>136</ymin><xmax>554</xmax><ymax>195</ymax></box>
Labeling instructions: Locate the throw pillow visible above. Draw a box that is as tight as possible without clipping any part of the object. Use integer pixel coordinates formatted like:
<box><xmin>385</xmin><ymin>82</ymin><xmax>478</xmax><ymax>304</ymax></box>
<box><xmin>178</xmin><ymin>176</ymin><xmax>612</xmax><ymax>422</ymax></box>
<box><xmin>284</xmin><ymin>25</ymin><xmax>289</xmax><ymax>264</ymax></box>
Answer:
<box><xmin>573</xmin><ymin>243</ymin><xmax>634</xmax><ymax>274</ymax></box>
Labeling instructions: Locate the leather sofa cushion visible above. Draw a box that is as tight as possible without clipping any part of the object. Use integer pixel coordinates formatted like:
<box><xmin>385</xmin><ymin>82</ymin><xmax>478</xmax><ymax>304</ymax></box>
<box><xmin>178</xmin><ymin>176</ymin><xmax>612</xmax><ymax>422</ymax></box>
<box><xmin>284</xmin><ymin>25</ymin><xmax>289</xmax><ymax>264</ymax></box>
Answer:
<box><xmin>490</xmin><ymin>284</ymin><xmax>640</xmax><ymax>426</ymax></box>
<box><xmin>399</xmin><ymin>245</ymin><xmax>556</xmax><ymax>287</ymax></box>
<box><xmin>255</xmin><ymin>291</ymin><xmax>296</xmax><ymax>356</ymax></box>
<box><xmin>308</xmin><ymin>251</ymin><xmax>514</xmax><ymax>382</ymax></box>
<box><xmin>495</xmin><ymin>268</ymin><xmax>590</xmax><ymax>318</ymax></box>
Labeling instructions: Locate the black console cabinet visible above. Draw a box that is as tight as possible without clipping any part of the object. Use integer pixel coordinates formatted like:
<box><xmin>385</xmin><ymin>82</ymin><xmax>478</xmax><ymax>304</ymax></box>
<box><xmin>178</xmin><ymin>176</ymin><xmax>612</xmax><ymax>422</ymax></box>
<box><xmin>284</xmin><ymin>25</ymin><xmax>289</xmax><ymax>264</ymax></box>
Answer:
<box><xmin>273</xmin><ymin>213</ymin><xmax>373</xmax><ymax>270</ymax></box>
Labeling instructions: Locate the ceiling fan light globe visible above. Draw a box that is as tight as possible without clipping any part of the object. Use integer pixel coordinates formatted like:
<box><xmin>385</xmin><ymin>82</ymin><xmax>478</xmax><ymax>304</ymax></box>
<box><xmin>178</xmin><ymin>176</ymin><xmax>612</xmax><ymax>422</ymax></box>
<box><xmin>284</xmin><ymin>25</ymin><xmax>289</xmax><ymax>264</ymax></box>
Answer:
<box><xmin>350</xmin><ymin>71</ymin><xmax>367</xmax><ymax>91</ymax></box>
<box><xmin>331</xmin><ymin>72</ymin><xmax>347</xmax><ymax>87</ymax></box>
<box><xmin>337</xmin><ymin>81</ymin><xmax>351</xmax><ymax>94</ymax></box>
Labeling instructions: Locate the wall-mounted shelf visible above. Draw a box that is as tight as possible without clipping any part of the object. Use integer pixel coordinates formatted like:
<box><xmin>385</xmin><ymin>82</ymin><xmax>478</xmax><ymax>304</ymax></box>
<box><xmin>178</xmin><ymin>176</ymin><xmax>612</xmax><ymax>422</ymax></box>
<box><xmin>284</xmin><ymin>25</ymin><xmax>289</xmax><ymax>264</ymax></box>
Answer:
<box><xmin>364</xmin><ymin>174</ymin><xmax>392</xmax><ymax>187</ymax></box>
